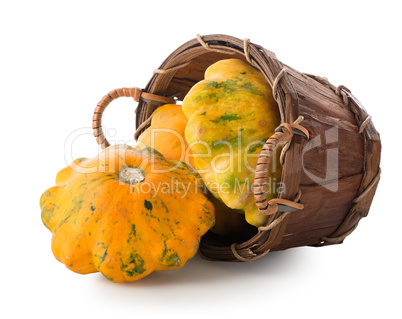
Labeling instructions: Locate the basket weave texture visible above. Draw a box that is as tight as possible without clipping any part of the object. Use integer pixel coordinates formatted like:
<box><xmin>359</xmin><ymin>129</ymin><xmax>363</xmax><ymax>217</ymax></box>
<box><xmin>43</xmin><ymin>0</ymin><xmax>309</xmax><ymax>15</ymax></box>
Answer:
<box><xmin>96</xmin><ymin>34</ymin><xmax>381</xmax><ymax>262</ymax></box>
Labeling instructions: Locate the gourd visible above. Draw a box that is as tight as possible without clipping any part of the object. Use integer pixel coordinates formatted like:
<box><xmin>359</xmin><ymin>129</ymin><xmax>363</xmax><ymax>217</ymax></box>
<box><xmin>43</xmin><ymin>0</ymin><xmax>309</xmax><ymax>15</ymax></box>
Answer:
<box><xmin>182</xmin><ymin>58</ymin><xmax>282</xmax><ymax>227</ymax></box>
<box><xmin>137</xmin><ymin>104</ymin><xmax>195</xmax><ymax>168</ymax></box>
<box><xmin>40</xmin><ymin>145</ymin><xmax>214</xmax><ymax>282</ymax></box>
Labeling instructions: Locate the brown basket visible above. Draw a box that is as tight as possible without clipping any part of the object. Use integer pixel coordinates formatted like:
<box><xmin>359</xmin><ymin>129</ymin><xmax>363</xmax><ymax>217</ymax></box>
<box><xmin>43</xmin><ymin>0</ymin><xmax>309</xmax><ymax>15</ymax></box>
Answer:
<box><xmin>92</xmin><ymin>34</ymin><xmax>381</xmax><ymax>262</ymax></box>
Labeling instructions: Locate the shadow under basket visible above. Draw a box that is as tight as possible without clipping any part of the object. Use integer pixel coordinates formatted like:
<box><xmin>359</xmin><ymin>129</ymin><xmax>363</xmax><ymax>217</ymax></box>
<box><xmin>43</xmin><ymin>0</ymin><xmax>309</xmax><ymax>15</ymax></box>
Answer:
<box><xmin>94</xmin><ymin>34</ymin><xmax>381</xmax><ymax>262</ymax></box>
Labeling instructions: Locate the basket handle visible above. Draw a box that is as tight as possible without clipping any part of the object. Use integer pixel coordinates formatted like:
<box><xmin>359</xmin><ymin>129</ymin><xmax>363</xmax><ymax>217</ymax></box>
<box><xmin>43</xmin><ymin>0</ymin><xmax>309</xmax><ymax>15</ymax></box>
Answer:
<box><xmin>92</xmin><ymin>87</ymin><xmax>176</xmax><ymax>149</ymax></box>
<box><xmin>253</xmin><ymin>120</ymin><xmax>309</xmax><ymax>215</ymax></box>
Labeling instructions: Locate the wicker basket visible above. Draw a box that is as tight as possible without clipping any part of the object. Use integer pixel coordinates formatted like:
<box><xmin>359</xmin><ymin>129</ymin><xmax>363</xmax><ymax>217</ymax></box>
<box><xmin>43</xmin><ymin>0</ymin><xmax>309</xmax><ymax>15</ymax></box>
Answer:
<box><xmin>92</xmin><ymin>34</ymin><xmax>381</xmax><ymax>262</ymax></box>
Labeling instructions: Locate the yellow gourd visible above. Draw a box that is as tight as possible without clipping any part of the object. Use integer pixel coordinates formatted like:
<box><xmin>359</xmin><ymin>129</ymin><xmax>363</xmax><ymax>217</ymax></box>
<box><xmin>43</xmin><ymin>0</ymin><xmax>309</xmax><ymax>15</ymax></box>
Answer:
<box><xmin>40</xmin><ymin>145</ymin><xmax>214</xmax><ymax>282</ymax></box>
<box><xmin>182</xmin><ymin>59</ymin><xmax>282</xmax><ymax>227</ymax></box>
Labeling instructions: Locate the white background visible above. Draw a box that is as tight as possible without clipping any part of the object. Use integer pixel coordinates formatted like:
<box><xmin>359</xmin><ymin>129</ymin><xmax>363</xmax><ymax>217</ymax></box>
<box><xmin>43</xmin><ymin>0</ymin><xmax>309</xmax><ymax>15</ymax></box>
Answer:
<box><xmin>1</xmin><ymin>1</ymin><xmax>401</xmax><ymax>318</ymax></box>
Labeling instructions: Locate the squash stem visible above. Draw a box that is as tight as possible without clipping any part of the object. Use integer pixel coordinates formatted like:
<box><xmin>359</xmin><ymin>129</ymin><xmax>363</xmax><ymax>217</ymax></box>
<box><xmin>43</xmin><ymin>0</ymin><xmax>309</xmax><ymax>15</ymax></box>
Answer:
<box><xmin>119</xmin><ymin>167</ymin><xmax>145</xmax><ymax>184</ymax></box>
